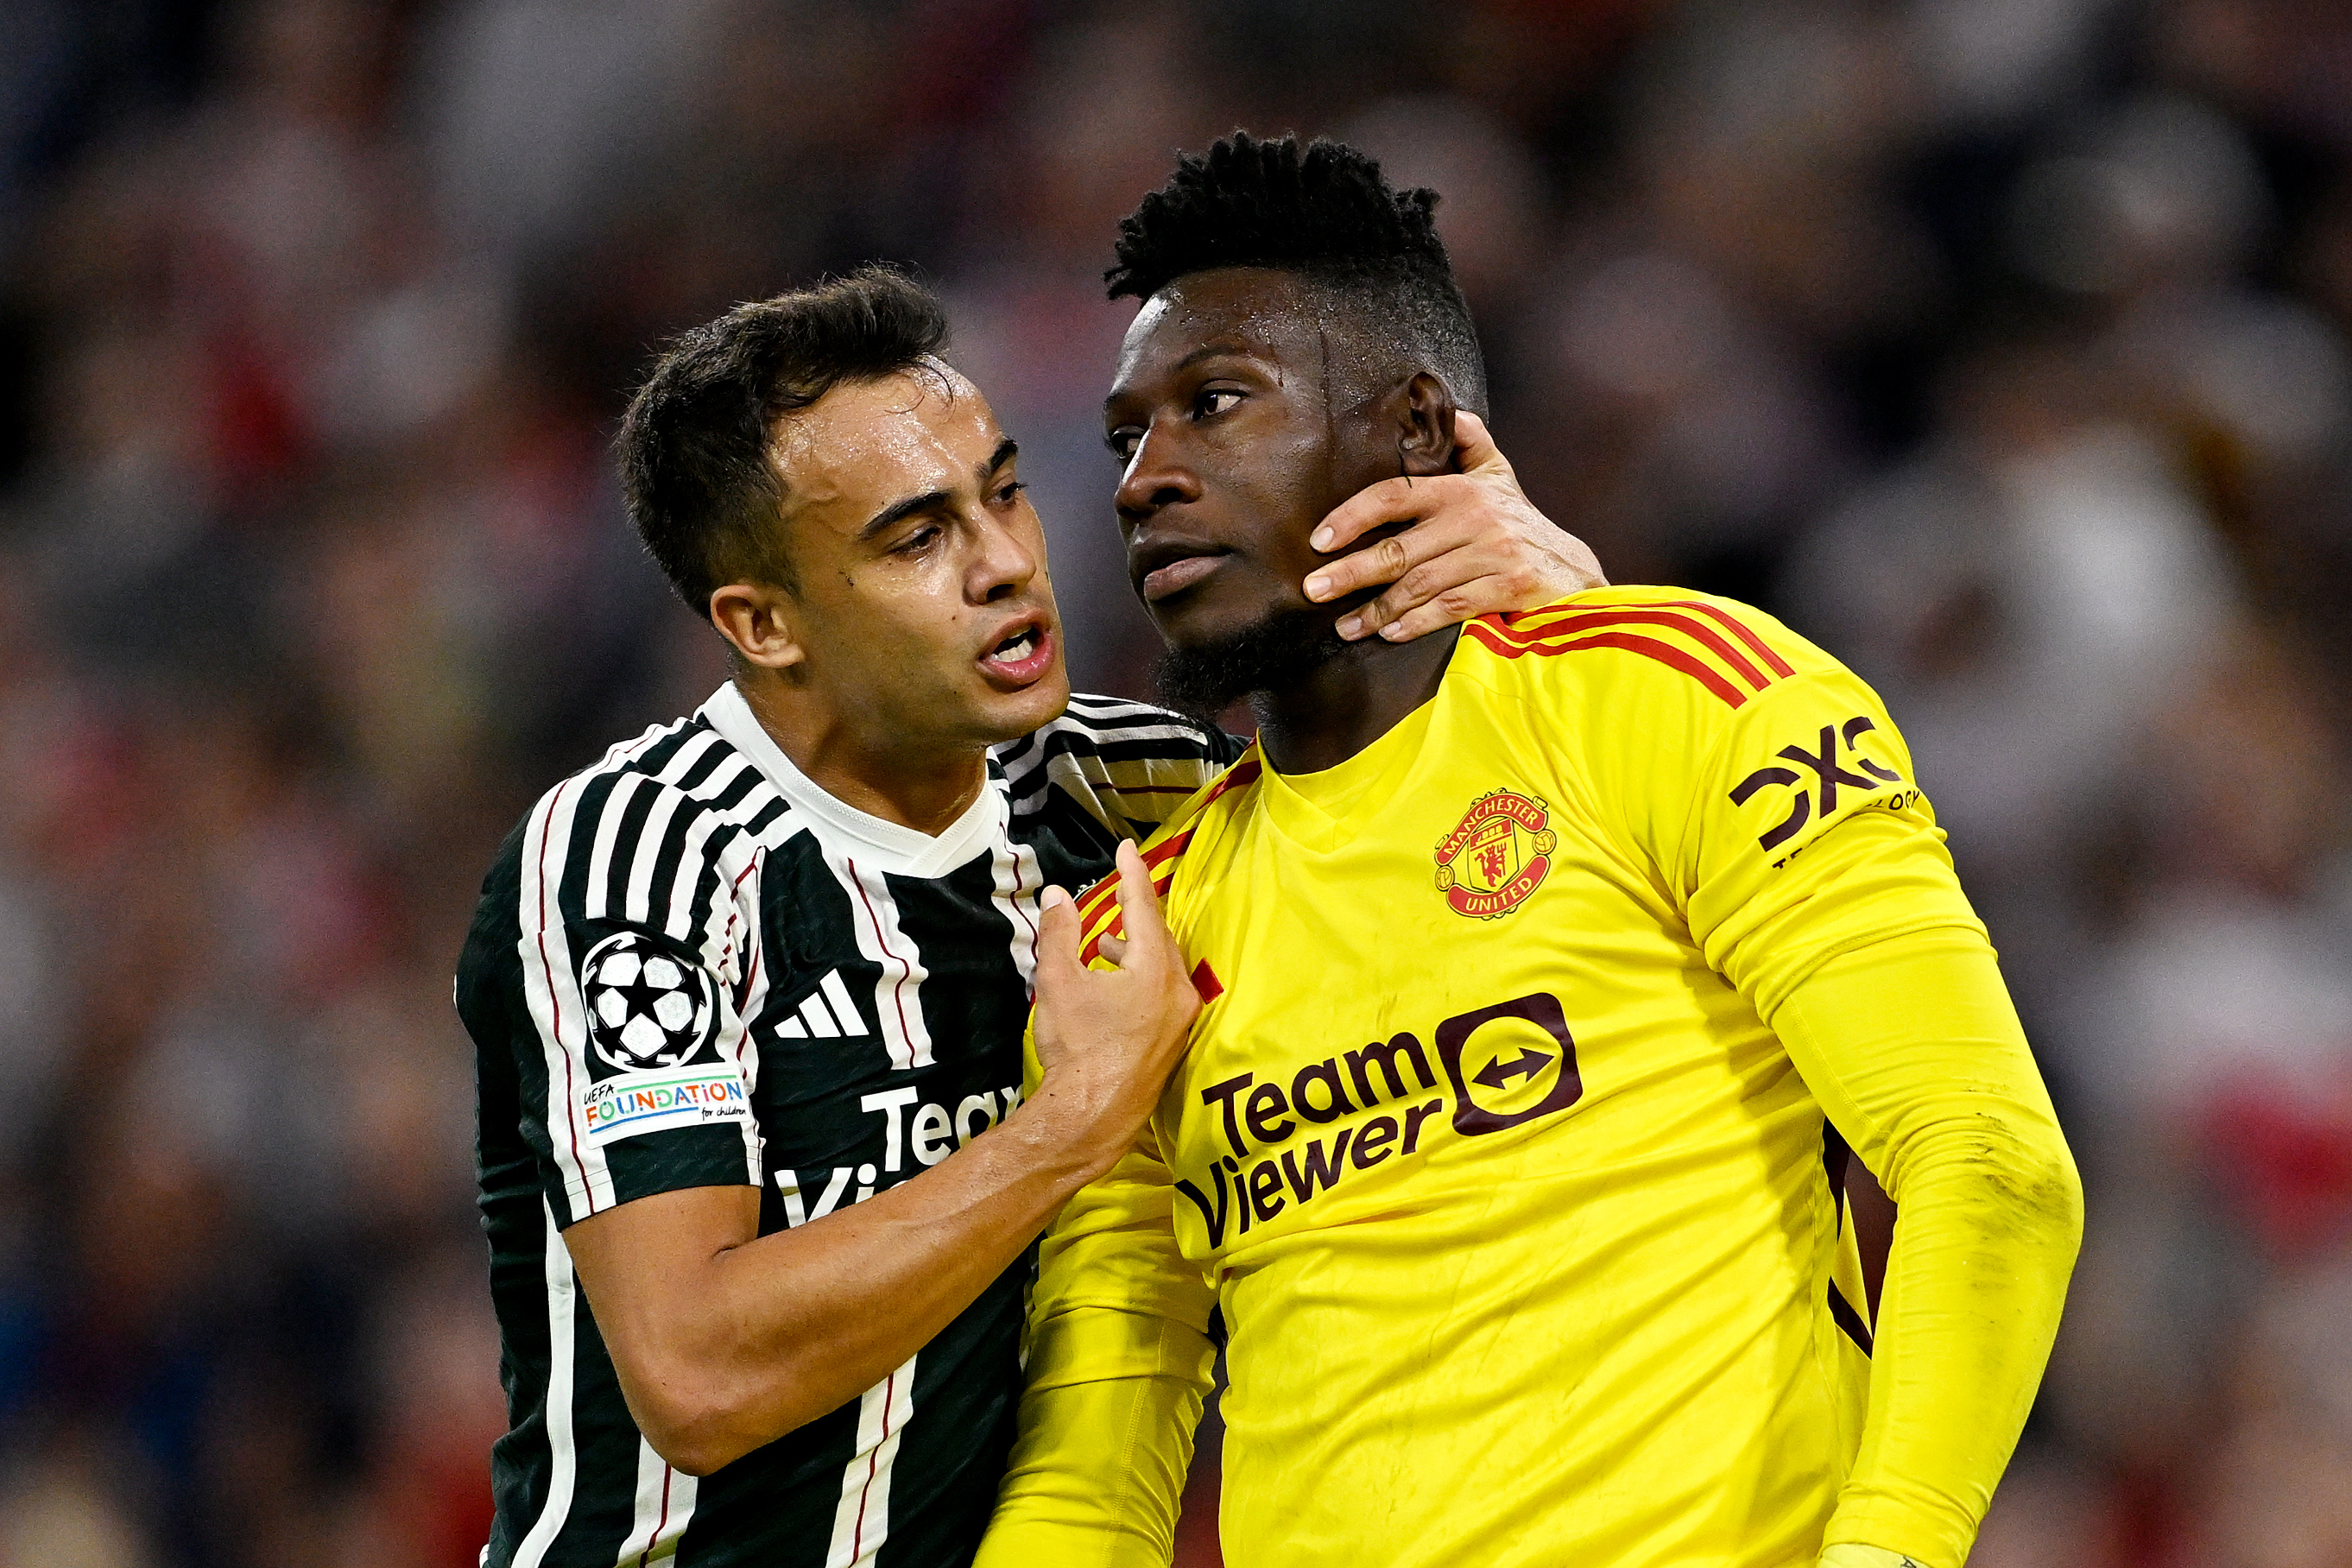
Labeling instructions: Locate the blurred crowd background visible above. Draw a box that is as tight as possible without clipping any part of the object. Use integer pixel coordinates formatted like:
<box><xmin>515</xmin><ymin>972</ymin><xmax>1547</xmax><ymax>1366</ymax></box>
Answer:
<box><xmin>0</xmin><ymin>1</ymin><xmax>2347</xmax><ymax>1565</ymax></box>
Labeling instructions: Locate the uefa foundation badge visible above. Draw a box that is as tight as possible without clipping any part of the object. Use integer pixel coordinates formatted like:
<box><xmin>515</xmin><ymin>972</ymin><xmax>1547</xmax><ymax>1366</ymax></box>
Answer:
<box><xmin>1434</xmin><ymin>790</ymin><xmax>1557</xmax><ymax>919</ymax></box>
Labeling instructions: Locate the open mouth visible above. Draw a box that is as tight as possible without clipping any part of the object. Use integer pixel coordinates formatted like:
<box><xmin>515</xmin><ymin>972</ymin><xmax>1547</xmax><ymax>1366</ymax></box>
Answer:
<box><xmin>977</xmin><ymin>619</ymin><xmax>1055</xmax><ymax>686</ymax></box>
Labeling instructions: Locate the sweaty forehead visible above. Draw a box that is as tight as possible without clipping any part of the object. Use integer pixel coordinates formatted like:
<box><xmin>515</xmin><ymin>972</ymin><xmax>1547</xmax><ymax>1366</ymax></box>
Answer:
<box><xmin>768</xmin><ymin>364</ymin><xmax>998</xmax><ymax>528</ymax></box>
<box><xmin>1112</xmin><ymin>269</ymin><xmax>1332</xmax><ymax>395</ymax></box>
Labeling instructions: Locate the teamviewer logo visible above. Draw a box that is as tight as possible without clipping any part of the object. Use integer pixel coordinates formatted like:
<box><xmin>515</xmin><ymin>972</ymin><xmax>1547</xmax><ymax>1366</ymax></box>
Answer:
<box><xmin>1432</xmin><ymin>993</ymin><xmax>1584</xmax><ymax>1137</ymax></box>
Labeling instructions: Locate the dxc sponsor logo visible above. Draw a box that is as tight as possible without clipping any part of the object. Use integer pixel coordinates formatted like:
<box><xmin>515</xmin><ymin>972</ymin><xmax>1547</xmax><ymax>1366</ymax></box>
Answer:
<box><xmin>1729</xmin><ymin>715</ymin><xmax>1908</xmax><ymax>855</ymax></box>
<box><xmin>1176</xmin><ymin>993</ymin><xmax>1583</xmax><ymax>1247</ymax></box>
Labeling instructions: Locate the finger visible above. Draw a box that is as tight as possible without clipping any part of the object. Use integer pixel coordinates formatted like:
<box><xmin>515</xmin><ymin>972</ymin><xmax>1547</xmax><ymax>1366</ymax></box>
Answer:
<box><xmin>1031</xmin><ymin>884</ymin><xmax>1082</xmax><ymax>989</ymax></box>
<box><xmin>1308</xmin><ymin>473</ymin><xmax>1439</xmax><ymax>558</ymax></box>
<box><xmin>1336</xmin><ymin>538</ymin><xmax>1508</xmax><ymax>639</ymax></box>
<box><xmin>1451</xmin><ymin>410</ymin><xmax>1515</xmax><ymax>480</ymax></box>
<box><xmin>1110</xmin><ymin>839</ymin><xmax>1177</xmax><ymax>965</ymax></box>
<box><xmin>1374</xmin><ymin>577</ymin><xmax>1515</xmax><ymax>642</ymax></box>
<box><xmin>1305</xmin><ymin>488</ymin><xmax>1479</xmax><ymax>605</ymax></box>
<box><xmin>1097</xmin><ymin>934</ymin><xmax>1129</xmax><ymax>965</ymax></box>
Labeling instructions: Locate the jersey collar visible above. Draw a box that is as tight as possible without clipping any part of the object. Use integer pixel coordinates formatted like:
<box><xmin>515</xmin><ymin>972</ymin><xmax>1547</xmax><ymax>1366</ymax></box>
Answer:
<box><xmin>1259</xmin><ymin>691</ymin><xmax>1441</xmax><ymax>853</ymax></box>
<box><xmin>700</xmin><ymin>681</ymin><xmax>1005</xmax><ymax>878</ymax></box>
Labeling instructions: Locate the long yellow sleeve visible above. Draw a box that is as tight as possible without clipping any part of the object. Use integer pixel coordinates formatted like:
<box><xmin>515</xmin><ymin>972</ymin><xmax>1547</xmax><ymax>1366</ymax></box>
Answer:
<box><xmin>974</xmin><ymin>1134</ymin><xmax>1218</xmax><ymax>1568</ymax></box>
<box><xmin>1773</xmin><ymin>930</ymin><xmax>2084</xmax><ymax>1568</ymax></box>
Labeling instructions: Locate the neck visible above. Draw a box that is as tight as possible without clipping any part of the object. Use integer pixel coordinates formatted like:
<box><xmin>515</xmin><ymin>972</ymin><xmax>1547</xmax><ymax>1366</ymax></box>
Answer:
<box><xmin>1251</xmin><ymin>623</ymin><xmax>1458</xmax><ymax>775</ymax></box>
<box><xmin>733</xmin><ymin>672</ymin><xmax>988</xmax><ymax>835</ymax></box>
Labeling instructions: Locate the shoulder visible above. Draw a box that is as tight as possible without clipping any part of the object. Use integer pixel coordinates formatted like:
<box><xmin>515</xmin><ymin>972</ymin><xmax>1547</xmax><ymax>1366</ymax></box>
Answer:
<box><xmin>1451</xmin><ymin>590</ymin><xmax>1899</xmax><ymax>841</ymax></box>
<box><xmin>996</xmin><ymin>692</ymin><xmax>1245</xmax><ymax>843</ymax></box>
<box><xmin>994</xmin><ymin>694</ymin><xmax>1239</xmax><ymax>791</ymax></box>
<box><xmin>1070</xmin><ymin>751</ymin><xmax>1266</xmax><ymax>965</ymax></box>
<box><xmin>510</xmin><ymin>712</ymin><xmax>797</xmax><ymax>933</ymax></box>
<box><xmin>1456</xmin><ymin>588</ymin><xmax>1841</xmax><ymax>715</ymax></box>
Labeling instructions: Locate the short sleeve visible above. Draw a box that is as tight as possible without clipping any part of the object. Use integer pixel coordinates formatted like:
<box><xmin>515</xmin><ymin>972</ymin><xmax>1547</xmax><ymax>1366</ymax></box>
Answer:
<box><xmin>471</xmin><ymin>771</ymin><xmax>766</xmax><ymax>1229</ymax></box>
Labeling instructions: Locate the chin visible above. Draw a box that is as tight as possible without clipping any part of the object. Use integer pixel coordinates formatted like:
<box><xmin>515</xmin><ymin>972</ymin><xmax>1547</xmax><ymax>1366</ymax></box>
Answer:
<box><xmin>973</xmin><ymin>668</ymin><xmax>1071</xmax><ymax>742</ymax></box>
<box><xmin>1150</xmin><ymin>584</ymin><xmax>1279</xmax><ymax>653</ymax></box>
<box><xmin>1152</xmin><ymin>602</ymin><xmax>1346</xmax><ymax>719</ymax></box>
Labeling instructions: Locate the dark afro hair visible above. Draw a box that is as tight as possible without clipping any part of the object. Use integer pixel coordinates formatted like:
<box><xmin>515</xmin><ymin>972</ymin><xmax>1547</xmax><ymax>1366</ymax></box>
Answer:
<box><xmin>1106</xmin><ymin>132</ymin><xmax>1486</xmax><ymax>415</ymax></box>
<box><xmin>617</xmin><ymin>263</ymin><xmax>949</xmax><ymax>616</ymax></box>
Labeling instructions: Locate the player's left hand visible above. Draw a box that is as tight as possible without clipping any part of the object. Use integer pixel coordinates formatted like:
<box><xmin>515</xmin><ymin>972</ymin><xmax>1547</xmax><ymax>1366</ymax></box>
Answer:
<box><xmin>1302</xmin><ymin>409</ymin><xmax>1608</xmax><ymax>642</ymax></box>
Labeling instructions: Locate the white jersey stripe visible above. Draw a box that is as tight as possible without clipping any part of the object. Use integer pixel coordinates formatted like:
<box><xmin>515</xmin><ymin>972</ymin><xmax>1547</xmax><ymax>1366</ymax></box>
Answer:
<box><xmin>730</xmin><ymin>905</ymin><xmax>769</xmax><ymax>1173</ymax></box>
<box><xmin>825</xmin><ymin>1354</ymin><xmax>919</xmax><ymax>1567</ymax></box>
<box><xmin>644</xmin><ymin>749</ymin><xmax>745</xmax><ymax>945</ymax></box>
<box><xmin>614</xmin><ymin>1439</ymin><xmax>697</xmax><ymax>1566</ymax></box>
<box><xmin>509</xmin><ymin>1201</ymin><xmax>579</xmax><ymax>1568</ymax></box>
<box><xmin>663</xmin><ymin>802</ymin><xmax>728</xmax><ymax>946</ymax></box>
<box><xmin>623</xmin><ymin>781</ymin><xmax>686</xmax><ymax>926</ymax></box>
<box><xmin>521</xmin><ymin>724</ymin><xmax>684</xmax><ymax>1218</ymax></box>
<box><xmin>987</xmin><ymin>820</ymin><xmax>1043</xmax><ymax>1003</ymax></box>
<box><xmin>582</xmin><ymin>772</ymin><xmax>647</xmax><ymax>921</ymax></box>
<box><xmin>838</xmin><ymin>857</ymin><xmax>933</xmax><ymax>1070</ymax></box>
<box><xmin>521</xmin><ymin>772</ymin><xmax>604</xmax><ymax>1214</ymax></box>
<box><xmin>623</xmin><ymin>724</ymin><xmax>726</xmax><ymax>930</ymax></box>
<box><xmin>667</xmin><ymin>755</ymin><xmax>781</xmax><ymax>957</ymax></box>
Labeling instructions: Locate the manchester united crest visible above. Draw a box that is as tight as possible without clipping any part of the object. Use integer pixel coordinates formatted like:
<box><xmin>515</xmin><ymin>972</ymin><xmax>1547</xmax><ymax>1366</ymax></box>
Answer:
<box><xmin>1434</xmin><ymin>790</ymin><xmax>1557</xmax><ymax>919</ymax></box>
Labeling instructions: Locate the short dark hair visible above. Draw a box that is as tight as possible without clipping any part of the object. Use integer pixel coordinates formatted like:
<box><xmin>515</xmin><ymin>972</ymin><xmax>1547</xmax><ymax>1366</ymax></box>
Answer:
<box><xmin>1106</xmin><ymin>133</ymin><xmax>1487</xmax><ymax>416</ymax></box>
<box><xmin>617</xmin><ymin>264</ymin><xmax>950</xmax><ymax>614</ymax></box>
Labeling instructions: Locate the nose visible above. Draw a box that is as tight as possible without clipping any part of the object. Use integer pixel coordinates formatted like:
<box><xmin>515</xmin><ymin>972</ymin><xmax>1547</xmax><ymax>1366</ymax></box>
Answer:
<box><xmin>968</xmin><ymin>508</ymin><xmax>1041</xmax><ymax>604</ymax></box>
<box><xmin>1114</xmin><ymin>426</ymin><xmax>1201</xmax><ymax>528</ymax></box>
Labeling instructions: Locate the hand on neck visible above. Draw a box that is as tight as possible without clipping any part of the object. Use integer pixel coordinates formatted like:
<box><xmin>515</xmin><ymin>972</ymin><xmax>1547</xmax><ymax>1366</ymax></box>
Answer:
<box><xmin>732</xmin><ymin>667</ymin><xmax>989</xmax><ymax>837</ymax></box>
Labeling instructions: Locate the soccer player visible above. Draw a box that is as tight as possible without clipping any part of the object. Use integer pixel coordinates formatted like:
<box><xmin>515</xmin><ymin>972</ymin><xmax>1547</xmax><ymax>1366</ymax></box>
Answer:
<box><xmin>455</xmin><ymin>265</ymin><xmax>1603</xmax><ymax>1568</ymax></box>
<box><xmin>980</xmin><ymin>136</ymin><xmax>2084</xmax><ymax>1568</ymax></box>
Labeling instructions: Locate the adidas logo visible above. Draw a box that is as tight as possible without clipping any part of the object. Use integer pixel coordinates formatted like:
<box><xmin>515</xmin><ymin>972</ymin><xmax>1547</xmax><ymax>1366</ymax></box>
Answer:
<box><xmin>775</xmin><ymin>970</ymin><xmax>869</xmax><ymax>1040</ymax></box>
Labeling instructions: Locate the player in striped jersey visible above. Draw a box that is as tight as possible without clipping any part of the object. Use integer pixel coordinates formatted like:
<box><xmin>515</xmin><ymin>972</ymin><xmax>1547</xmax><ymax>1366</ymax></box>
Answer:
<box><xmin>980</xmin><ymin>136</ymin><xmax>2082</xmax><ymax>1568</ymax></box>
<box><xmin>456</xmin><ymin>265</ymin><xmax>1603</xmax><ymax>1568</ymax></box>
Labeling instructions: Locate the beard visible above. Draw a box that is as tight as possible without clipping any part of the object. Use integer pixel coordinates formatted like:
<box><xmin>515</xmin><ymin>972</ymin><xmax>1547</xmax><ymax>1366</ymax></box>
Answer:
<box><xmin>1152</xmin><ymin>605</ymin><xmax>1349</xmax><ymax>721</ymax></box>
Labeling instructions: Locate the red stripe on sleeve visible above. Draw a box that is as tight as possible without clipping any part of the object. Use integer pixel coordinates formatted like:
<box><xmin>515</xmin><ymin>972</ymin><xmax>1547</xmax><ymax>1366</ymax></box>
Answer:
<box><xmin>1656</xmin><ymin>599</ymin><xmax>1796</xmax><ymax>677</ymax></box>
<box><xmin>1467</xmin><ymin>621</ymin><xmax>1749</xmax><ymax>706</ymax></box>
<box><xmin>1533</xmin><ymin>608</ymin><xmax>1773</xmax><ymax>691</ymax></box>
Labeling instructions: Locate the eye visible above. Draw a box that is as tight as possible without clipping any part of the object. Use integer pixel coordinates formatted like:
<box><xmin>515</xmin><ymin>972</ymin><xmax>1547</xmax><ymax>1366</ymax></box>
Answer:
<box><xmin>1194</xmin><ymin>388</ymin><xmax>1242</xmax><ymax>420</ymax></box>
<box><xmin>893</xmin><ymin>523</ymin><xmax>942</xmax><ymax>556</ymax></box>
<box><xmin>1106</xmin><ymin>427</ymin><xmax>1142</xmax><ymax>461</ymax></box>
<box><xmin>990</xmin><ymin>478</ymin><xmax>1027</xmax><ymax>507</ymax></box>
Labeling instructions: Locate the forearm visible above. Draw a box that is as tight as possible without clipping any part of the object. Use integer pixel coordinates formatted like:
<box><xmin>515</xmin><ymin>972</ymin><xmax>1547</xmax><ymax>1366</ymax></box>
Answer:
<box><xmin>978</xmin><ymin>1135</ymin><xmax>1219</xmax><ymax>1564</ymax></box>
<box><xmin>1772</xmin><ymin>933</ymin><xmax>2083</xmax><ymax>1567</ymax></box>
<box><xmin>577</xmin><ymin>1097</ymin><xmax>1111</xmax><ymax>1473</ymax></box>
<box><xmin>977</xmin><ymin>1308</ymin><xmax>1211</xmax><ymax>1568</ymax></box>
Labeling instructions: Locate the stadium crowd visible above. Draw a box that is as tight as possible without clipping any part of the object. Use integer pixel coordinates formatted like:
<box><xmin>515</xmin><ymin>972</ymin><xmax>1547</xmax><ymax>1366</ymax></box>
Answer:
<box><xmin>0</xmin><ymin>1</ymin><xmax>2346</xmax><ymax>1564</ymax></box>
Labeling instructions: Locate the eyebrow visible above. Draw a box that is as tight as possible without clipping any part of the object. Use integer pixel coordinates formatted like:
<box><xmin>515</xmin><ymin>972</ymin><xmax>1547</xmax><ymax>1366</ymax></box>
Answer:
<box><xmin>1103</xmin><ymin>343</ymin><xmax>1255</xmax><ymax>410</ymax></box>
<box><xmin>857</xmin><ymin>438</ymin><xmax>1020</xmax><ymax>541</ymax></box>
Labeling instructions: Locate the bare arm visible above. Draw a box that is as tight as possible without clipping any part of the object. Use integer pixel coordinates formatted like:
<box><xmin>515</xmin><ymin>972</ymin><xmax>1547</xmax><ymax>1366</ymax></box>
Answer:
<box><xmin>563</xmin><ymin>841</ymin><xmax>1200</xmax><ymax>1476</ymax></box>
<box><xmin>1303</xmin><ymin>410</ymin><xmax>1607</xmax><ymax>642</ymax></box>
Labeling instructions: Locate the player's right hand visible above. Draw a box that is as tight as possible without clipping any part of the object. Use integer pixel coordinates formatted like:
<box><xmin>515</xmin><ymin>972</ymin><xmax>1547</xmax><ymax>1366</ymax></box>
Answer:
<box><xmin>1304</xmin><ymin>408</ymin><xmax>1607</xmax><ymax>642</ymax></box>
<box><xmin>1026</xmin><ymin>840</ymin><xmax>1200</xmax><ymax>1174</ymax></box>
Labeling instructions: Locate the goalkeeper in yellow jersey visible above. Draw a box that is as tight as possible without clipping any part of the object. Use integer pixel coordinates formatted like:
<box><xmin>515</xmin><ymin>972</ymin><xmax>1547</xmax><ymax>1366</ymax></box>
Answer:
<box><xmin>976</xmin><ymin>135</ymin><xmax>2083</xmax><ymax>1568</ymax></box>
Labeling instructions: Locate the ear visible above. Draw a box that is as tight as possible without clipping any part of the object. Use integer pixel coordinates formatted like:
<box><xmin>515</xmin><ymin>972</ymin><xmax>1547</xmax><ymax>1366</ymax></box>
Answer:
<box><xmin>709</xmin><ymin>580</ymin><xmax>807</xmax><ymax>672</ymax></box>
<box><xmin>1395</xmin><ymin>372</ymin><xmax>1458</xmax><ymax>477</ymax></box>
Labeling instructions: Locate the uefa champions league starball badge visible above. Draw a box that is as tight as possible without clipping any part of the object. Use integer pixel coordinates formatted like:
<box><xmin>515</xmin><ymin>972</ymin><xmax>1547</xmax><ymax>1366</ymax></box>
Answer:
<box><xmin>579</xmin><ymin>931</ymin><xmax>718</xmax><ymax>1072</ymax></box>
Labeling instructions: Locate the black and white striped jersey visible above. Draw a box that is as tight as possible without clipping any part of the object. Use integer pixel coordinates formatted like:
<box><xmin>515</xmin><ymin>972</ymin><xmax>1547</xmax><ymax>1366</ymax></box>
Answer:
<box><xmin>458</xmin><ymin>683</ymin><xmax>1241</xmax><ymax>1568</ymax></box>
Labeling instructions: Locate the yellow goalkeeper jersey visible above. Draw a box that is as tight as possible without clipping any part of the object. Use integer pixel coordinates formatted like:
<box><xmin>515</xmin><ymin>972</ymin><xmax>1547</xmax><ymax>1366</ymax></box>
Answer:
<box><xmin>1036</xmin><ymin>589</ymin><xmax>1994</xmax><ymax>1568</ymax></box>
